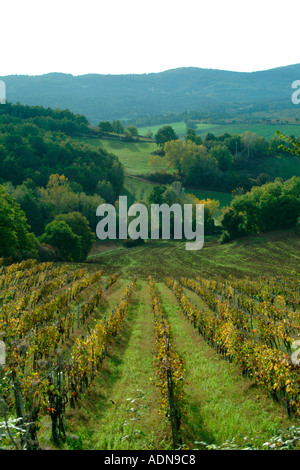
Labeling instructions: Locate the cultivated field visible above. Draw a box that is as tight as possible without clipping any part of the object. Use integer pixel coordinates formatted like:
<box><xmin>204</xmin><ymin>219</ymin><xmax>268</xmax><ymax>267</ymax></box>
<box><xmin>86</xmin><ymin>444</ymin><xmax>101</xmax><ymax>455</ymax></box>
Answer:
<box><xmin>1</xmin><ymin>232</ymin><xmax>300</xmax><ymax>450</ymax></box>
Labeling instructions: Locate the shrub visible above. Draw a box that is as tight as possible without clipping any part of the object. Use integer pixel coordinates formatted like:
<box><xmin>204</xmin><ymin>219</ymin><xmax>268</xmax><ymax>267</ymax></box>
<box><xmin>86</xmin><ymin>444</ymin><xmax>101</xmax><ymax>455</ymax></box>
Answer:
<box><xmin>256</xmin><ymin>173</ymin><xmax>271</xmax><ymax>186</ymax></box>
<box><xmin>54</xmin><ymin>212</ymin><xmax>95</xmax><ymax>260</ymax></box>
<box><xmin>0</xmin><ymin>184</ymin><xmax>39</xmax><ymax>260</ymax></box>
<box><xmin>38</xmin><ymin>243</ymin><xmax>62</xmax><ymax>261</ymax></box>
<box><xmin>39</xmin><ymin>220</ymin><xmax>83</xmax><ymax>262</ymax></box>
<box><xmin>122</xmin><ymin>238</ymin><xmax>145</xmax><ymax>248</ymax></box>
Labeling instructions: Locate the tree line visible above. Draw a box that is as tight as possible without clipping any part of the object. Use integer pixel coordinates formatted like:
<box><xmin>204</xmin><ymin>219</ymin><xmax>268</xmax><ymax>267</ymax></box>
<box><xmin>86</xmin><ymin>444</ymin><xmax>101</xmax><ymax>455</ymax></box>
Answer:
<box><xmin>218</xmin><ymin>132</ymin><xmax>300</xmax><ymax>242</ymax></box>
<box><xmin>97</xmin><ymin>120</ymin><xmax>139</xmax><ymax>141</ymax></box>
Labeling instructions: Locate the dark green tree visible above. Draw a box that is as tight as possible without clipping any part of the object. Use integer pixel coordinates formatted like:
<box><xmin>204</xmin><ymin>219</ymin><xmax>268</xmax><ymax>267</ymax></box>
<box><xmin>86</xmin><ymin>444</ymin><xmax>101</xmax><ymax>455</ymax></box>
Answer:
<box><xmin>96</xmin><ymin>180</ymin><xmax>116</xmax><ymax>204</ymax></box>
<box><xmin>184</xmin><ymin>128</ymin><xmax>197</xmax><ymax>143</ymax></box>
<box><xmin>126</xmin><ymin>125</ymin><xmax>138</xmax><ymax>136</ymax></box>
<box><xmin>209</xmin><ymin>145</ymin><xmax>233</xmax><ymax>172</ymax></box>
<box><xmin>98</xmin><ymin>121</ymin><xmax>114</xmax><ymax>135</ymax></box>
<box><xmin>155</xmin><ymin>126</ymin><xmax>179</xmax><ymax>148</ymax></box>
<box><xmin>39</xmin><ymin>220</ymin><xmax>83</xmax><ymax>262</ymax></box>
<box><xmin>204</xmin><ymin>132</ymin><xmax>217</xmax><ymax>141</ymax></box>
<box><xmin>112</xmin><ymin>120</ymin><xmax>124</xmax><ymax>135</ymax></box>
<box><xmin>220</xmin><ymin>177</ymin><xmax>300</xmax><ymax>242</ymax></box>
<box><xmin>0</xmin><ymin>184</ymin><xmax>39</xmax><ymax>259</ymax></box>
<box><xmin>148</xmin><ymin>184</ymin><xmax>168</xmax><ymax>205</ymax></box>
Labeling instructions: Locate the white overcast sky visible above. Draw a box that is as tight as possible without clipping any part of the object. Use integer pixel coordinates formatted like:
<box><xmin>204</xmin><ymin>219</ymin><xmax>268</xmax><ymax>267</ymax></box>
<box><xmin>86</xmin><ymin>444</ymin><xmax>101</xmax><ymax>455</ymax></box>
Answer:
<box><xmin>1</xmin><ymin>0</ymin><xmax>299</xmax><ymax>76</ymax></box>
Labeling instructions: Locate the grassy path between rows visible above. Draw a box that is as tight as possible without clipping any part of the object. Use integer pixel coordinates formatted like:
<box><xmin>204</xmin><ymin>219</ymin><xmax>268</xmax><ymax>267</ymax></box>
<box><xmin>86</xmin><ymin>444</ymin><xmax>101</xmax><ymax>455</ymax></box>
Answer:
<box><xmin>63</xmin><ymin>279</ymin><xmax>173</xmax><ymax>450</ymax></box>
<box><xmin>41</xmin><ymin>277</ymin><xmax>296</xmax><ymax>450</ymax></box>
<box><xmin>156</xmin><ymin>282</ymin><xmax>293</xmax><ymax>449</ymax></box>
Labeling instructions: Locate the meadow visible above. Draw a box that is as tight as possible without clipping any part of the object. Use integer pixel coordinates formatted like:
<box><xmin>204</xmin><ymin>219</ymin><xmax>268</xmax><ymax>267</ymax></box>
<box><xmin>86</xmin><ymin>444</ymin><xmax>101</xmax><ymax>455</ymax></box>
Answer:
<box><xmin>88</xmin><ymin>229</ymin><xmax>300</xmax><ymax>280</ymax></box>
<box><xmin>74</xmin><ymin>137</ymin><xmax>163</xmax><ymax>175</ymax></box>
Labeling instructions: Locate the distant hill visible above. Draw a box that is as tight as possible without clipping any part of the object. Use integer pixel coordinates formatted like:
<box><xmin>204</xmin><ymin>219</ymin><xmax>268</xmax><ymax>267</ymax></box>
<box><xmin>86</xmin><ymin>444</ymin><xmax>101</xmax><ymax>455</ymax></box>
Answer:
<box><xmin>1</xmin><ymin>64</ymin><xmax>300</xmax><ymax>124</ymax></box>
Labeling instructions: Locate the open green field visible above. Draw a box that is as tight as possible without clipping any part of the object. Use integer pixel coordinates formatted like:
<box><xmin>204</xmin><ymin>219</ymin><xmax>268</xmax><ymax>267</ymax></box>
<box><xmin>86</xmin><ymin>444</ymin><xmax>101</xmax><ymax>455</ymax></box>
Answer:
<box><xmin>248</xmin><ymin>155</ymin><xmax>300</xmax><ymax>180</ymax></box>
<box><xmin>185</xmin><ymin>188</ymin><xmax>233</xmax><ymax>219</ymax></box>
<box><xmin>74</xmin><ymin>136</ymin><xmax>163</xmax><ymax>175</ymax></box>
<box><xmin>138</xmin><ymin>121</ymin><xmax>300</xmax><ymax>140</ymax></box>
<box><xmin>88</xmin><ymin>229</ymin><xmax>300</xmax><ymax>280</ymax></box>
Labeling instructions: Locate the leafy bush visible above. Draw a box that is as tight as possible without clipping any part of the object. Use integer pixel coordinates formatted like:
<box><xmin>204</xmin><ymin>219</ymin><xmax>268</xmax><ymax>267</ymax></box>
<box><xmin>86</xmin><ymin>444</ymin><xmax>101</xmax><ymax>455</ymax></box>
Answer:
<box><xmin>195</xmin><ymin>425</ymin><xmax>300</xmax><ymax>450</ymax></box>
<box><xmin>220</xmin><ymin>176</ymin><xmax>300</xmax><ymax>241</ymax></box>
<box><xmin>296</xmin><ymin>216</ymin><xmax>300</xmax><ymax>235</ymax></box>
<box><xmin>38</xmin><ymin>243</ymin><xmax>62</xmax><ymax>262</ymax></box>
<box><xmin>38</xmin><ymin>220</ymin><xmax>83</xmax><ymax>262</ymax></box>
<box><xmin>54</xmin><ymin>212</ymin><xmax>95</xmax><ymax>260</ymax></box>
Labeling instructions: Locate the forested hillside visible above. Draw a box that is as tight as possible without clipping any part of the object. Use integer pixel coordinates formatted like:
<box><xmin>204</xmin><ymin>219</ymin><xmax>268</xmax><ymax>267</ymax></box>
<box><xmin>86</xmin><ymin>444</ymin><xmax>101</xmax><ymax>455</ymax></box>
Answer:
<box><xmin>0</xmin><ymin>103</ymin><xmax>124</xmax><ymax>261</ymax></box>
<box><xmin>2</xmin><ymin>64</ymin><xmax>300</xmax><ymax>123</ymax></box>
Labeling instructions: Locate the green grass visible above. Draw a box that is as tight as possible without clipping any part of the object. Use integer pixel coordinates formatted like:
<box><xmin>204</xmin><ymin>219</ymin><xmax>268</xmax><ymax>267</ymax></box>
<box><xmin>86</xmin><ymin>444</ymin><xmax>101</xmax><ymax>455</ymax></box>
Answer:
<box><xmin>122</xmin><ymin>176</ymin><xmax>155</xmax><ymax>205</ymax></box>
<box><xmin>185</xmin><ymin>188</ymin><xmax>233</xmax><ymax>218</ymax></box>
<box><xmin>197</xmin><ymin>123</ymin><xmax>300</xmax><ymax>140</ymax></box>
<box><xmin>156</xmin><ymin>282</ymin><xmax>292</xmax><ymax>449</ymax></box>
<box><xmin>138</xmin><ymin>121</ymin><xmax>216</xmax><ymax>138</ymax></box>
<box><xmin>87</xmin><ymin>229</ymin><xmax>300</xmax><ymax>281</ymax></box>
<box><xmin>99</xmin><ymin>140</ymin><xmax>157</xmax><ymax>175</ymax></box>
<box><xmin>248</xmin><ymin>155</ymin><xmax>300</xmax><ymax>180</ymax></box>
<box><xmin>37</xmin><ymin>228</ymin><xmax>300</xmax><ymax>450</ymax></box>
<box><xmin>59</xmin><ymin>280</ymin><xmax>173</xmax><ymax>450</ymax></box>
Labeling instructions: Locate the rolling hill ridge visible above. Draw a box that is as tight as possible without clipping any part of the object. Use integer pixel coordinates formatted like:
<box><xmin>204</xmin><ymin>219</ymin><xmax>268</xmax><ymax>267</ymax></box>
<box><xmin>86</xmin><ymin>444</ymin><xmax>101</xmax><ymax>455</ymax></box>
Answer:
<box><xmin>1</xmin><ymin>63</ymin><xmax>300</xmax><ymax>123</ymax></box>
